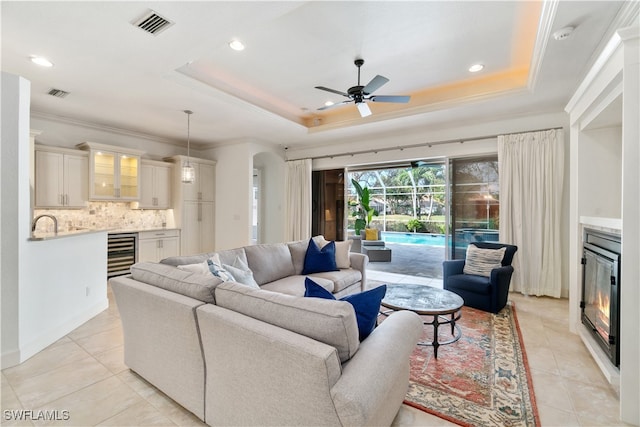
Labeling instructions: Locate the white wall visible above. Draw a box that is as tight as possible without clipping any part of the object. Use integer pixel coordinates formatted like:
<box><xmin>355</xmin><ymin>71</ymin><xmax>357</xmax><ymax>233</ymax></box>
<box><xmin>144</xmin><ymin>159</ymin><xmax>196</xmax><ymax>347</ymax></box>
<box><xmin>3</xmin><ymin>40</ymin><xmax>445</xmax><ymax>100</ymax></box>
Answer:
<box><xmin>1</xmin><ymin>74</ymin><xmax>109</xmax><ymax>368</ymax></box>
<box><xmin>1</xmin><ymin>73</ymin><xmax>29</xmax><ymax>366</ymax></box>
<box><xmin>253</xmin><ymin>151</ymin><xmax>286</xmax><ymax>244</ymax></box>
<box><xmin>204</xmin><ymin>143</ymin><xmax>254</xmax><ymax>250</ymax></box>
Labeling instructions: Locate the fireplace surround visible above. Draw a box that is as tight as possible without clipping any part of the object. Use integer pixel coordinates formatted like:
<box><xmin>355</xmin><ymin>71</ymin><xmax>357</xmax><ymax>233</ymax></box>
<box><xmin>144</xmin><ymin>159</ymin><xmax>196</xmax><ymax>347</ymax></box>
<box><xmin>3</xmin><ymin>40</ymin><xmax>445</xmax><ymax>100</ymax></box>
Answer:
<box><xmin>581</xmin><ymin>228</ymin><xmax>621</xmax><ymax>367</ymax></box>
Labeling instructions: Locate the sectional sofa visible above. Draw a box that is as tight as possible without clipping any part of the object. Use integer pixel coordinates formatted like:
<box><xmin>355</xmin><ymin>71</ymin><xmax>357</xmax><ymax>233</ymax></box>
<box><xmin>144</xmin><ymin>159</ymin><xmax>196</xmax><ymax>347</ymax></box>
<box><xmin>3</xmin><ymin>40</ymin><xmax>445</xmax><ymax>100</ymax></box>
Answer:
<box><xmin>109</xmin><ymin>238</ymin><xmax>423</xmax><ymax>426</ymax></box>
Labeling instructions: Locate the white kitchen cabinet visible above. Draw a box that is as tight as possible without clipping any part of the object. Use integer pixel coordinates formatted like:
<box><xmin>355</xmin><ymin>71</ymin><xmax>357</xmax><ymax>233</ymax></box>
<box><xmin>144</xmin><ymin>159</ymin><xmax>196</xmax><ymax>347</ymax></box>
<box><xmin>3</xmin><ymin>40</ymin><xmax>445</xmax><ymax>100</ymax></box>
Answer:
<box><xmin>137</xmin><ymin>229</ymin><xmax>180</xmax><ymax>263</ymax></box>
<box><xmin>182</xmin><ymin>161</ymin><xmax>215</xmax><ymax>202</ymax></box>
<box><xmin>35</xmin><ymin>145</ymin><xmax>88</xmax><ymax>208</ymax></box>
<box><xmin>77</xmin><ymin>142</ymin><xmax>144</xmax><ymax>201</ymax></box>
<box><xmin>181</xmin><ymin>201</ymin><xmax>215</xmax><ymax>255</ymax></box>
<box><xmin>138</xmin><ymin>160</ymin><xmax>172</xmax><ymax>209</ymax></box>
<box><xmin>167</xmin><ymin>155</ymin><xmax>216</xmax><ymax>255</ymax></box>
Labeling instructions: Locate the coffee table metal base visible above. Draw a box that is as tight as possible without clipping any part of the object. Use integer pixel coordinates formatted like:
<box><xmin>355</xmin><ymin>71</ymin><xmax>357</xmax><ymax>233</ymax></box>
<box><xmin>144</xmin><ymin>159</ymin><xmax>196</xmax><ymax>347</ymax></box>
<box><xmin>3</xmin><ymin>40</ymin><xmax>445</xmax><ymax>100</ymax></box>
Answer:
<box><xmin>380</xmin><ymin>309</ymin><xmax>462</xmax><ymax>358</ymax></box>
<box><xmin>379</xmin><ymin>283</ymin><xmax>465</xmax><ymax>359</ymax></box>
<box><xmin>418</xmin><ymin>312</ymin><xmax>462</xmax><ymax>358</ymax></box>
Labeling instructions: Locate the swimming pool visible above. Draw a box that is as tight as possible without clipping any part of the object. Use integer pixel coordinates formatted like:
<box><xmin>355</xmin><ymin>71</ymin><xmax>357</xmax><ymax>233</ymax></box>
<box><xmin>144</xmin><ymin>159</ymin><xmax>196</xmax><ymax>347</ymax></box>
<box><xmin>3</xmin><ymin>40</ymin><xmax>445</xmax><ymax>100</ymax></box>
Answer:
<box><xmin>380</xmin><ymin>230</ymin><xmax>499</xmax><ymax>247</ymax></box>
<box><xmin>381</xmin><ymin>232</ymin><xmax>446</xmax><ymax>246</ymax></box>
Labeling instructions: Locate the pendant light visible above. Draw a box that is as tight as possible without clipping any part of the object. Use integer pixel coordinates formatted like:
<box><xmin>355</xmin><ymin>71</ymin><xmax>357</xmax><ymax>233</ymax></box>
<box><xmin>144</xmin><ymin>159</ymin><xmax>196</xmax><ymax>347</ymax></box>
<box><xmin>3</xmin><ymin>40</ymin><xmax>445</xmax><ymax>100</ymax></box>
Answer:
<box><xmin>181</xmin><ymin>109</ymin><xmax>195</xmax><ymax>184</ymax></box>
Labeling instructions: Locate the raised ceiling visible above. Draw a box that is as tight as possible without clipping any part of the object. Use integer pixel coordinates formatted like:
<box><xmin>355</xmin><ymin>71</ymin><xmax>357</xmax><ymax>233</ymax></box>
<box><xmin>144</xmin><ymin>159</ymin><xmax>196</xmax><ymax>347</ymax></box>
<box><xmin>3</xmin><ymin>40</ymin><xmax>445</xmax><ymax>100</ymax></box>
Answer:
<box><xmin>0</xmin><ymin>1</ymin><xmax>631</xmax><ymax>149</ymax></box>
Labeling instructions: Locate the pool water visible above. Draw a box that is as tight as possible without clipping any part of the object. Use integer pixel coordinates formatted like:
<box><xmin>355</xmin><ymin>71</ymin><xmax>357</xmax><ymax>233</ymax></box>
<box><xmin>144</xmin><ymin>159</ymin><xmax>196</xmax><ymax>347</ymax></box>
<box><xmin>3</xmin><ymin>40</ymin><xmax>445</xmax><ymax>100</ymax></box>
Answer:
<box><xmin>381</xmin><ymin>232</ymin><xmax>446</xmax><ymax>247</ymax></box>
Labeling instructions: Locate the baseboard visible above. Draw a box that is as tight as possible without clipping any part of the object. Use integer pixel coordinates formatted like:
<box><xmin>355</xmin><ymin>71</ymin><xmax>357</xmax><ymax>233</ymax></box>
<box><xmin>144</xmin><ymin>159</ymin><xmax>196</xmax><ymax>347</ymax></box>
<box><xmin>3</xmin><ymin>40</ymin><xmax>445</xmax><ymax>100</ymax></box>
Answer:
<box><xmin>1</xmin><ymin>298</ymin><xmax>109</xmax><ymax>369</ymax></box>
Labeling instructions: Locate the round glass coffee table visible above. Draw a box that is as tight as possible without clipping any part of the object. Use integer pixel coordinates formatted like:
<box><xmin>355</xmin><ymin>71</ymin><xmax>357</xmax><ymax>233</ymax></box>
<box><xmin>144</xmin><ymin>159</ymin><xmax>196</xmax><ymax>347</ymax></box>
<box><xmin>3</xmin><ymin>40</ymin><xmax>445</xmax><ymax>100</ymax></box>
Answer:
<box><xmin>381</xmin><ymin>283</ymin><xmax>463</xmax><ymax>358</ymax></box>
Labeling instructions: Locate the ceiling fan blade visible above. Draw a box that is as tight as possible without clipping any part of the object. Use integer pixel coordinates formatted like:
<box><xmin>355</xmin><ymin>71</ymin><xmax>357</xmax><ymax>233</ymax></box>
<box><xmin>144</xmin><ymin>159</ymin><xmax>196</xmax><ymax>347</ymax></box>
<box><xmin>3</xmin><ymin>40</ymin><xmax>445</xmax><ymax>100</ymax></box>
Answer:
<box><xmin>362</xmin><ymin>75</ymin><xmax>389</xmax><ymax>94</ymax></box>
<box><xmin>357</xmin><ymin>102</ymin><xmax>372</xmax><ymax>118</ymax></box>
<box><xmin>315</xmin><ymin>86</ymin><xmax>350</xmax><ymax>98</ymax></box>
<box><xmin>317</xmin><ymin>100</ymin><xmax>351</xmax><ymax>111</ymax></box>
<box><xmin>370</xmin><ymin>95</ymin><xmax>411</xmax><ymax>103</ymax></box>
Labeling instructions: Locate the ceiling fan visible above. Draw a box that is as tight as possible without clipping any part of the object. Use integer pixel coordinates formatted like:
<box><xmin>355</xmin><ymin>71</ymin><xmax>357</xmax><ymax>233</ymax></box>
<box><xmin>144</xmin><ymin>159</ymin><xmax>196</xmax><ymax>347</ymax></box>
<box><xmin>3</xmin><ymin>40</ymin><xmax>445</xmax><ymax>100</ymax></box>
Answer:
<box><xmin>315</xmin><ymin>59</ymin><xmax>410</xmax><ymax>118</ymax></box>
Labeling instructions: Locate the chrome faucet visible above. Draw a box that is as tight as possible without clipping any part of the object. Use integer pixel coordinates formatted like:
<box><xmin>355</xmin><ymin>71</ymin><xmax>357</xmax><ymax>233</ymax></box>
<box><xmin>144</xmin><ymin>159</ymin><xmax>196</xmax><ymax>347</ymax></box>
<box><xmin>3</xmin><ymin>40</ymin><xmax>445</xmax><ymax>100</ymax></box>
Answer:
<box><xmin>32</xmin><ymin>214</ymin><xmax>58</xmax><ymax>234</ymax></box>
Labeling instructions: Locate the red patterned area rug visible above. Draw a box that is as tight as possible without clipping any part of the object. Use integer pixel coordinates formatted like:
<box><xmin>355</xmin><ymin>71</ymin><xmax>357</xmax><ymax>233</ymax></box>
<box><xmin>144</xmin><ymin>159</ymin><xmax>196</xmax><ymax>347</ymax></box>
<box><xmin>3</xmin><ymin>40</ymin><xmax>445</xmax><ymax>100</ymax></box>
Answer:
<box><xmin>403</xmin><ymin>302</ymin><xmax>540</xmax><ymax>427</ymax></box>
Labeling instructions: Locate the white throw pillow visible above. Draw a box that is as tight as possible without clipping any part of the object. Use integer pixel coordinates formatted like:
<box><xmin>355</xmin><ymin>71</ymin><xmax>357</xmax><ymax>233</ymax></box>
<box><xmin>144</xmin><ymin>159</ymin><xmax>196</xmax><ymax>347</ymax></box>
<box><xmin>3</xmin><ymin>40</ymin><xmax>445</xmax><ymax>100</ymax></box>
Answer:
<box><xmin>223</xmin><ymin>257</ymin><xmax>259</xmax><ymax>288</ymax></box>
<box><xmin>176</xmin><ymin>260</ymin><xmax>210</xmax><ymax>275</ymax></box>
<box><xmin>463</xmin><ymin>244</ymin><xmax>506</xmax><ymax>277</ymax></box>
<box><xmin>314</xmin><ymin>236</ymin><xmax>352</xmax><ymax>269</ymax></box>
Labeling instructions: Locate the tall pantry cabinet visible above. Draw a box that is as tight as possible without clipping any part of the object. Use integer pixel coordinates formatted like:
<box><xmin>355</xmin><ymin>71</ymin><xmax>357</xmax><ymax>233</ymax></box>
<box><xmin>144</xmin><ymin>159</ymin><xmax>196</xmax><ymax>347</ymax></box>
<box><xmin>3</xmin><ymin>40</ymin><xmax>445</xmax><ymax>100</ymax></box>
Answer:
<box><xmin>167</xmin><ymin>155</ymin><xmax>216</xmax><ymax>256</ymax></box>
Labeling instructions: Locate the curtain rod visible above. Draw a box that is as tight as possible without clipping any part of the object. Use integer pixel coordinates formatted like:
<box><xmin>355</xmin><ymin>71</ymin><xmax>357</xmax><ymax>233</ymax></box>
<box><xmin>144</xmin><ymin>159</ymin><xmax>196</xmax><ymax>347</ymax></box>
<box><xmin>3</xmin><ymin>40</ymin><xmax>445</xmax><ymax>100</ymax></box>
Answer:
<box><xmin>304</xmin><ymin>126</ymin><xmax>564</xmax><ymax>161</ymax></box>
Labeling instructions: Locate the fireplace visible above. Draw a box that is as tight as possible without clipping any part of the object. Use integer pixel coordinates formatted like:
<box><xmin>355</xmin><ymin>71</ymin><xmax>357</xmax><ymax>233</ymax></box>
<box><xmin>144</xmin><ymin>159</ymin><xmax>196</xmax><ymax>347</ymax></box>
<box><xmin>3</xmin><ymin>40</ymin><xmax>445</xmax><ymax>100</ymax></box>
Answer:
<box><xmin>581</xmin><ymin>228</ymin><xmax>621</xmax><ymax>367</ymax></box>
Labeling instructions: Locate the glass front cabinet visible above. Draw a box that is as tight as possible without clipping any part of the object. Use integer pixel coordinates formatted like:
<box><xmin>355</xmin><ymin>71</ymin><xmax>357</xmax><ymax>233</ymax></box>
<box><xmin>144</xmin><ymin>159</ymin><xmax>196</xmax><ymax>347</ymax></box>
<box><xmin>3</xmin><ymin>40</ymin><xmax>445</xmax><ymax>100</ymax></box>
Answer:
<box><xmin>78</xmin><ymin>142</ymin><xmax>144</xmax><ymax>201</ymax></box>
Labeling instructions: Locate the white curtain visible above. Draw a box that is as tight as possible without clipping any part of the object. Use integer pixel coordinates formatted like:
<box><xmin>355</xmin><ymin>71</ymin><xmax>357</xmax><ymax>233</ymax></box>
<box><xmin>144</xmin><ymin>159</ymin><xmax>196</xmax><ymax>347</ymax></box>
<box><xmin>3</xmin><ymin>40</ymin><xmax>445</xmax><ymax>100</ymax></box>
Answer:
<box><xmin>284</xmin><ymin>159</ymin><xmax>312</xmax><ymax>242</ymax></box>
<box><xmin>498</xmin><ymin>129</ymin><xmax>564</xmax><ymax>297</ymax></box>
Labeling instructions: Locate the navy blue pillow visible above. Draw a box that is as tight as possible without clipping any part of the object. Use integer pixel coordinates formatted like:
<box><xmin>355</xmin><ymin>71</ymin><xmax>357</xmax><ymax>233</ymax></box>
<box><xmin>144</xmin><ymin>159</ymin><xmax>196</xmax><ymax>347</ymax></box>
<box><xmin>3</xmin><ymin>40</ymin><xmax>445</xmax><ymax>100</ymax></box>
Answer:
<box><xmin>302</xmin><ymin>239</ymin><xmax>339</xmax><ymax>275</ymax></box>
<box><xmin>304</xmin><ymin>278</ymin><xmax>387</xmax><ymax>341</ymax></box>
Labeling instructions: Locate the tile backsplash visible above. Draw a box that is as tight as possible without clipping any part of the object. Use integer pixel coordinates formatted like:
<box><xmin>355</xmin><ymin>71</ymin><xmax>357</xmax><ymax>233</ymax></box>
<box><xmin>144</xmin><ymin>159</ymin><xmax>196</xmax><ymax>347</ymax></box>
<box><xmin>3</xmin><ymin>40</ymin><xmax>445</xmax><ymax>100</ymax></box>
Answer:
<box><xmin>33</xmin><ymin>202</ymin><xmax>171</xmax><ymax>233</ymax></box>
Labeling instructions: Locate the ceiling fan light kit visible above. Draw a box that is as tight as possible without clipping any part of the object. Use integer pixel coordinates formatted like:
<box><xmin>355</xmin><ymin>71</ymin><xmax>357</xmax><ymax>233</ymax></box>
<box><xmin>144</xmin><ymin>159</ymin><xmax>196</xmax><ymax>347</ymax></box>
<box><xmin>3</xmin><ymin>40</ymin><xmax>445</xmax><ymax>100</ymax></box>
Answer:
<box><xmin>315</xmin><ymin>58</ymin><xmax>410</xmax><ymax>118</ymax></box>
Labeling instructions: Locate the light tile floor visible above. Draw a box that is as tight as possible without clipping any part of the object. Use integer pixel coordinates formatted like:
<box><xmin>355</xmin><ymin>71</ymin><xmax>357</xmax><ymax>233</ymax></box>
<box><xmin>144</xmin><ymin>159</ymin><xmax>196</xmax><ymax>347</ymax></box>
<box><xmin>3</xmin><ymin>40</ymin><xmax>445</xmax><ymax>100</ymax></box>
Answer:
<box><xmin>1</xmin><ymin>272</ymin><xmax>627</xmax><ymax>427</ymax></box>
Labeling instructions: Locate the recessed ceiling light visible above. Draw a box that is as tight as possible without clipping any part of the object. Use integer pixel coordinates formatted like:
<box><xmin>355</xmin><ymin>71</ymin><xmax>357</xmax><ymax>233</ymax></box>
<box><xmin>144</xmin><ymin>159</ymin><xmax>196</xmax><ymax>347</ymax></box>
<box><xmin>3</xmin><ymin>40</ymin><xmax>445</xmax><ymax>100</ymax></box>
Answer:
<box><xmin>469</xmin><ymin>63</ymin><xmax>484</xmax><ymax>73</ymax></box>
<box><xmin>30</xmin><ymin>56</ymin><xmax>53</xmax><ymax>67</ymax></box>
<box><xmin>324</xmin><ymin>101</ymin><xmax>335</xmax><ymax>107</ymax></box>
<box><xmin>229</xmin><ymin>39</ymin><xmax>245</xmax><ymax>51</ymax></box>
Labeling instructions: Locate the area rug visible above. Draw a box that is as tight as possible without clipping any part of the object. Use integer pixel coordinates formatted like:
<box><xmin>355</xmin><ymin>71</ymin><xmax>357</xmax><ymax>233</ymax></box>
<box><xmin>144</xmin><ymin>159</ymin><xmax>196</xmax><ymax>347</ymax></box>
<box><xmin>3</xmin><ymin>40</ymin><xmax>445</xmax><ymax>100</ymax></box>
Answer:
<box><xmin>403</xmin><ymin>302</ymin><xmax>540</xmax><ymax>427</ymax></box>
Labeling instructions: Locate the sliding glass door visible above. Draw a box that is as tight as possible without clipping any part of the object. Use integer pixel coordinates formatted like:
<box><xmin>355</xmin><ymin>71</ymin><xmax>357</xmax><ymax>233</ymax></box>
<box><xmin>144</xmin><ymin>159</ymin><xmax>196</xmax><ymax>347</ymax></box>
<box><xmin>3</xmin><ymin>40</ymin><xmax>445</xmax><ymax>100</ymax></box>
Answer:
<box><xmin>448</xmin><ymin>156</ymin><xmax>499</xmax><ymax>259</ymax></box>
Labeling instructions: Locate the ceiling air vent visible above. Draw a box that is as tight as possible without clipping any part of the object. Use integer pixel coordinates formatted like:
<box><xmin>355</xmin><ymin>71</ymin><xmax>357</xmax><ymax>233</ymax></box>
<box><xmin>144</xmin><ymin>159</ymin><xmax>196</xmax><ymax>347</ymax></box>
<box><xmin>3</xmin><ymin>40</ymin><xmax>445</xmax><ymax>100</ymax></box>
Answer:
<box><xmin>133</xmin><ymin>10</ymin><xmax>174</xmax><ymax>36</ymax></box>
<box><xmin>47</xmin><ymin>88</ymin><xmax>69</xmax><ymax>98</ymax></box>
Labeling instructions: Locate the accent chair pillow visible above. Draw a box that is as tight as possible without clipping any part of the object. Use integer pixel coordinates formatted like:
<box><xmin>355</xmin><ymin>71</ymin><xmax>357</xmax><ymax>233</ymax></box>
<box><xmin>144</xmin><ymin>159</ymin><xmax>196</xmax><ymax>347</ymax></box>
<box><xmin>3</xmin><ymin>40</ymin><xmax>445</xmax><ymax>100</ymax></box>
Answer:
<box><xmin>302</xmin><ymin>238</ymin><xmax>339</xmax><ymax>275</ymax></box>
<box><xmin>207</xmin><ymin>253</ymin><xmax>235</xmax><ymax>282</ymax></box>
<box><xmin>463</xmin><ymin>244</ymin><xmax>507</xmax><ymax>277</ymax></box>
<box><xmin>304</xmin><ymin>278</ymin><xmax>387</xmax><ymax>341</ymax></box>
<box><xmin>222</xmin><ymin>257</ymin><xmax>259</xmax><ymax>288</ymax></box>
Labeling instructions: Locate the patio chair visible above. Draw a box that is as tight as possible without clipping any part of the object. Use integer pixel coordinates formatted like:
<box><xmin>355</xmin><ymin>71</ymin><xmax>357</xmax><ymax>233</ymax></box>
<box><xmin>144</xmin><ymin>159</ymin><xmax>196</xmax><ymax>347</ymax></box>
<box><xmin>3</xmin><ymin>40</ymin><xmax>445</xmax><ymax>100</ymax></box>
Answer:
<box><xmin>442</xmin><ymin>242</ymin><xmax>518</xmax><ymax>314</ymax></box>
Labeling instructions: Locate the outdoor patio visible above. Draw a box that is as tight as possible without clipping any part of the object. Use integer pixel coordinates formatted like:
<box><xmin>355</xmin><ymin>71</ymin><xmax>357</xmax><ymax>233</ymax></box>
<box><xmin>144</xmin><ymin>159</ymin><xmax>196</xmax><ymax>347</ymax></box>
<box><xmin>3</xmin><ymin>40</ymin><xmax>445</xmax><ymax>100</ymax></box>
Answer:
<box><xmin>365</xmin><ymin>242</ymin><xmax>445</xmax><ymax>280</ymax></box>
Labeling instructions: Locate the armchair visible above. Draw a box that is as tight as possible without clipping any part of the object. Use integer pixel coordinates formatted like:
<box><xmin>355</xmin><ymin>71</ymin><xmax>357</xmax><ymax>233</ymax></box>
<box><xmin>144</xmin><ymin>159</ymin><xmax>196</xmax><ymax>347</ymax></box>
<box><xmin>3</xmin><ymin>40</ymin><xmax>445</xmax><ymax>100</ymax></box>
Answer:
<box><xmin>443</xmin><ymin>242</ymin><xmax>518</xmax><ymax>314</ymax></box>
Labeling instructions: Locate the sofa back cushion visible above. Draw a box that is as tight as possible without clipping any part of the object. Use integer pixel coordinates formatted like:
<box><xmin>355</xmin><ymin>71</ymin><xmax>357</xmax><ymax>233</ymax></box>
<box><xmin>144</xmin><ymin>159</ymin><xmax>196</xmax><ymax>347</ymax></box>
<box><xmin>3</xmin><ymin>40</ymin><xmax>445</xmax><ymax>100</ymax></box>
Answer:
<box><xmin>131</xmin><ymin>262</ymin><xmax>222</xmax><ymax>303</ymax></box>
<box><xmin>160</xmin><ymin>252</ymin><xmax>215</xmax><ymax>266</ymax></box>
<box><xmin>244</xmin><ymin>243</ymin><xmax>295</xmax><ymax>285</ymax></box>
<box><xmin>215</xmin><ymin>282</ymin><xmax>360</xmax><ymax>362</ymax></box>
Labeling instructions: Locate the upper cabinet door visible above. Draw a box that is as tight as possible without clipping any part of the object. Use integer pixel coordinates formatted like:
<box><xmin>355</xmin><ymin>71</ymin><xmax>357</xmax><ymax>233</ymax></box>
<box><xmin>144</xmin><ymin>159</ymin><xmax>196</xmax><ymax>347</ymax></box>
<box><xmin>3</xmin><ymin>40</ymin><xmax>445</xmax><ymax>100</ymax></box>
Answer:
<box><xmin>64</xmin><ymin>154</ymin><xmax>88</xmax><ymax>207</ymax></box>
<box><xmin>119</xmin><ymin>155</ymin><xmax>139</xmax><ymax>200</ymax></box>
<box><xmin>92</xmin><ymin>150</ymin><xmax>116</xmax><ymax>199</ymax></box>
<box><xmin>138</xmin><ymin>161</ymin><xmax>172</xmax><ymax>209</ymax></box>
<box><xmin>79</xmin><ymin>142</ymin><xmax>144</xmax><ymax>201</ymax></box>
<box><xmin>199</xmin><ymin>162</ymin><xmax>215</xmax><ymax>202</ymax></box>
<box><xmin>35</xmin><ymin>147</ymin><xmax>88</xmax><ymax>208</ymax></box>
<box><xmin>35</xmin><ymin>150</ymin><xmax>64</xmax><ymax>207</ymax></box>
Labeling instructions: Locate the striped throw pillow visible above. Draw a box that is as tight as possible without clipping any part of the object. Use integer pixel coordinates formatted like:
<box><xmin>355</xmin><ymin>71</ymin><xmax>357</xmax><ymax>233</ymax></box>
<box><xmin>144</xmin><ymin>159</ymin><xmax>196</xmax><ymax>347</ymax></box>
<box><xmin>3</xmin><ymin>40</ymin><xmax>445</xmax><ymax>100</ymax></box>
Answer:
<box><xmin>463</xmin><ymin>244</ymin><xmax>507</xmax><ymax>277</ymax></box>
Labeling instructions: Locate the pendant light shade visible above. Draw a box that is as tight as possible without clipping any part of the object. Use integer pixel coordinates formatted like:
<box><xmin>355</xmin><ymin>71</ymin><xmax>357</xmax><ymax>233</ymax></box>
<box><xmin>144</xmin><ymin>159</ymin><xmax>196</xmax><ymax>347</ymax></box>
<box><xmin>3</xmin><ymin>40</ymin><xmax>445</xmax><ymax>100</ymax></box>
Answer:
<box><xmin>181</xmin><ymin>109</ymin><xmax>195</xmax><ymax>184</ymax></box>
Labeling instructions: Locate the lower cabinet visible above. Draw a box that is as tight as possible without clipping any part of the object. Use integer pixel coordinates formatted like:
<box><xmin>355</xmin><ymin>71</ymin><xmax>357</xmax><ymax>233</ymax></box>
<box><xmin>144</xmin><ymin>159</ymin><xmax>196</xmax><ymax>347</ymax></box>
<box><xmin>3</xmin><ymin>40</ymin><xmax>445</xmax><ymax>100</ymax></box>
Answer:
<box><xmin>137</xmin><ymin>229</ymin><xmax>180</xmax><ymax>263</ymax></box>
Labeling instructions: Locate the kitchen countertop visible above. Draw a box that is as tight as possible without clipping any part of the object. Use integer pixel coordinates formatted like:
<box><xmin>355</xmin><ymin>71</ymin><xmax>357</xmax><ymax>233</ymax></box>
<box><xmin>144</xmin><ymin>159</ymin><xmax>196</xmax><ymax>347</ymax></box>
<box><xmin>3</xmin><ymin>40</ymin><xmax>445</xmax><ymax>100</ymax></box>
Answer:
<box><xmin>30</xmin><ymin>227</ymin><xmax>180</xmax><ymax>241</ymax></box>
<box><xmin>29</xmin><ymin>228</ymin><xmax>108</xmax><ymax>241</ymax></box>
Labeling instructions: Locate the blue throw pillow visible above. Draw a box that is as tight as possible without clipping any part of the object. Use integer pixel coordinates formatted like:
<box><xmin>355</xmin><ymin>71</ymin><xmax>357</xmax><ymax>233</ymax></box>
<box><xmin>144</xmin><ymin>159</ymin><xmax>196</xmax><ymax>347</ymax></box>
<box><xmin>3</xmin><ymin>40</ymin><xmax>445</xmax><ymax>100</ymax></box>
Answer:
<box><xmin>304</xmin><ymin>278</ymin><xmax>387</xmax><ymax>341</ymax></box>
<box><xmin>302</xmin><ymin>239</ymin><xmax>338</xmax><ymax>275</ymax></box>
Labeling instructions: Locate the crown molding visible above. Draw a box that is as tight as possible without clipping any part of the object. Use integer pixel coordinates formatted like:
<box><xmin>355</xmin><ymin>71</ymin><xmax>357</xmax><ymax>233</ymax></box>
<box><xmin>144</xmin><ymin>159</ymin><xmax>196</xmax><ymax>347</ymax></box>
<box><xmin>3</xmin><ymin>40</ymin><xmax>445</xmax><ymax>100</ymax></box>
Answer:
<box><xmin>30</xmin><ymin>110</ymin><xmax>210</xmax><ymax>151</ymax></box>
<box><xmin>528</xmin><ymin>0</ymin><xmax>559</xmax><ymax>91</ymax></box>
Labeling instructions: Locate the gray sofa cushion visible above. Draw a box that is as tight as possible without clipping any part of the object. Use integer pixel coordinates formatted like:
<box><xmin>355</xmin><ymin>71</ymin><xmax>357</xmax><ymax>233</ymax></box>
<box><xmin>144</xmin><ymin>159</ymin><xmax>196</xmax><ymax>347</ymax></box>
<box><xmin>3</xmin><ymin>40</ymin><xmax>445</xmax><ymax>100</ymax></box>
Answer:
<box><xmin>308</xmin><ymin>269</ymin><xmax>362</xmax><ymax>293</ymax></box>
<box><xmin>160</xmin><ymin>252</ymin><xmax>214</xmax><ymax>266</ymax></box>
<box><xmin>260</xmin><ymin>275</ymin><xmax>334</xmax><ymax>296</ymax></box>
<box><xmin>215</xmin><ymin>282</ymin><xmax>360</xmax><ymax>362</ymax></box>
<box><xmin>131</xmin><ymin>262</ymin><xmax>222</xmax><ymax>303</ymax></box>
<box><xmin>216</xmin><ymin>248</ymin><xmax>248</xmax><ymax>267</ymax></box>
<box><xmin>287</xmin><ymin>239</ymin><xmax>309</xmax><ymax>274</ymax></box>
<box><xmin>244</xmin><ymin>243</ymin><xmax>296</xmax><ymax>285</ymax></box>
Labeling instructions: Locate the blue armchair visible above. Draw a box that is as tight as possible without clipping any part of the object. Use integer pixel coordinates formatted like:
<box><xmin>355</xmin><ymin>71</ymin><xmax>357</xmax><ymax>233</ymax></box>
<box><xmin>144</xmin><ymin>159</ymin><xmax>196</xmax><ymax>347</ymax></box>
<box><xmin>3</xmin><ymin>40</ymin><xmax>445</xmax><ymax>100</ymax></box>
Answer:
<box><xmin>443</xmin><ymin>242</ymin><xmax>518</xmax><ymax>314</ymax></box>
